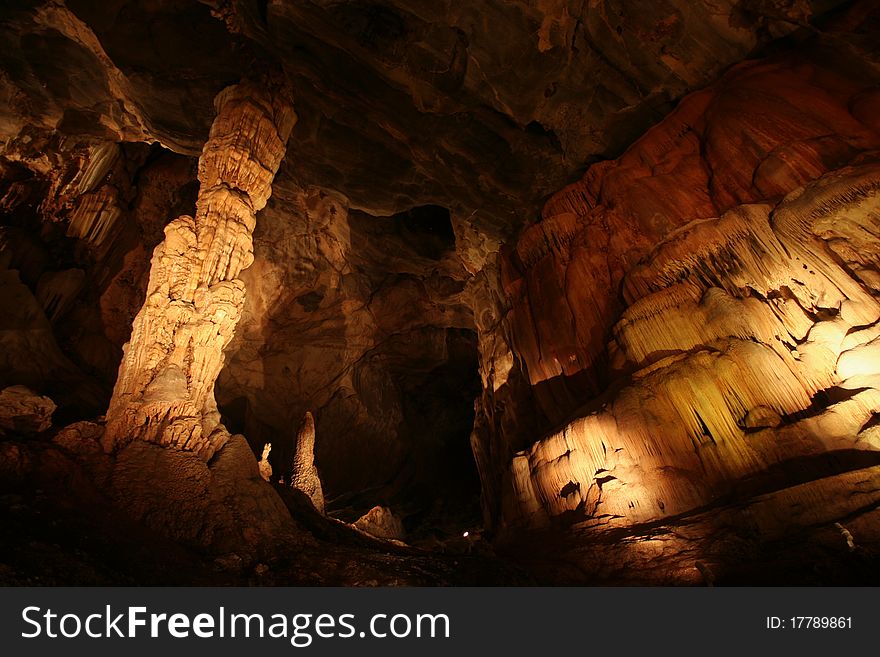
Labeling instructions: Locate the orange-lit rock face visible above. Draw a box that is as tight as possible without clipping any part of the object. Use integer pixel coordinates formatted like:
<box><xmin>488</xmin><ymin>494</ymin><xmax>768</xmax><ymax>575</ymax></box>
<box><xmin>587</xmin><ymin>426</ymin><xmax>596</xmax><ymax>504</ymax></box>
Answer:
<box><xmin>103</xmin><ymin>81</ymin><xmax>295</xmax><ymax>459</ymax></box>
<box><xmin>504</xmin><ymin>55</ymin><xmax>880</xmax><ymax>415</ymax></box>
<box><xmin>501</xmin><ymin>53</ymin><xmax>880</xmax><ymax>531</ymax></box>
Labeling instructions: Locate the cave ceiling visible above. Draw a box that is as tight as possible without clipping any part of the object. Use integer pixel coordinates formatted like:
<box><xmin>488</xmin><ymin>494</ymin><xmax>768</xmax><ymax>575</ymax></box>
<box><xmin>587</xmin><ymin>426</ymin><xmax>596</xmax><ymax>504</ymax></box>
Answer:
<box><xmin>1</xmin><ymin>0</ymin><xmax>855</xmax><ymax>237</ymax></box>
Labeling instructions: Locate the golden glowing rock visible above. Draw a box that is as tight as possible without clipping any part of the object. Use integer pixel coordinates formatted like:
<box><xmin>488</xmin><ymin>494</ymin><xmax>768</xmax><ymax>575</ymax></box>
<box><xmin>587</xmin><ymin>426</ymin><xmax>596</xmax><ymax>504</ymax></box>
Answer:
<box><xmin>499</xmin><ymin>55</ymin><xmax>880</xmax><ymax>535</ymax></box>
<box><xmin>258</xmin><ymin>442</ymin><xmax>272</xmax><ymax>482</ymax></box>
<box><xmin>103</xmin><ymin>79</ymin><xmax>295</xmax><ymax>459</ymax></box>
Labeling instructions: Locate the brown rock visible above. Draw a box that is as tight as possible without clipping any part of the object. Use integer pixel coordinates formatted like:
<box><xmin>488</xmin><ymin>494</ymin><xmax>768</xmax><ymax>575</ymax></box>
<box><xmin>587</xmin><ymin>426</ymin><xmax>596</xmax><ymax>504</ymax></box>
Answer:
<box><xmin>0</xmin><ymin>385</ymin><xmax>55</xmax><ymax>435</ymax></box>
<box><xmin>111</xmin><ymin>434</ymin><xmax>300</xmax><ymax>557</ymax></box>
<box><xmin>0</xmin><ymin>442</ymin><xmax>30</xmax><ymax>487</ymax></box>
<box><xmin>354</xmin><ymin>506</ymin><xmax>406</xmax><ymax>541</ymax></box>
<box><xmin>52</xmin><ymin>421</ymin><xmax>104</xmax><ymax>455</ymax></box>
<box><xmin>291</xmin><ymin>412</ymin><xmax>324</xmax><ymax>514</ymax></box>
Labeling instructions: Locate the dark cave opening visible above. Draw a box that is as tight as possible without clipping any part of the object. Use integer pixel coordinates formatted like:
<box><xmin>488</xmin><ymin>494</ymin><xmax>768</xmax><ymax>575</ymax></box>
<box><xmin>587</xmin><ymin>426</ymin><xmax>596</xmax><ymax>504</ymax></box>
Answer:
<box><xmin>218</xmin><ymin>326</ymin><xmax>483</xmax><ymax>543</ymax></box>
<box><xmin>216</xmin><ymin>200</ymin><xmax>482</xmax><ymax>544</ymax></box>
<box><xmin>385</xmin><ymin>204</ymin><xmax>457</xmax><ymax>260</ymax></box>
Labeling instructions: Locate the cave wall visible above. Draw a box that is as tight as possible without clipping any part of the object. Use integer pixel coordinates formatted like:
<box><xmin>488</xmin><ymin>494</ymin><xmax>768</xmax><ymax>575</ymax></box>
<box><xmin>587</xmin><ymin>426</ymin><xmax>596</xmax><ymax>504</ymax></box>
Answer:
<box><xmin>216</xmin><ymin>181</ymin><xmax>481</xmax><ymax>513</ymax></box>
<box><xmin>0</xmin><ymin>136</ymin><xmax>196</xmax><ymax>418</ymax></box>
<box><xmin>494</xmin><ymin>35</ymin><xmax>880</xmax><ymax>535</ymax></box>
<box><xmin>3</xmin><ymin>0</ymin><xmax>844</xmax><ymax>233</ymax></box>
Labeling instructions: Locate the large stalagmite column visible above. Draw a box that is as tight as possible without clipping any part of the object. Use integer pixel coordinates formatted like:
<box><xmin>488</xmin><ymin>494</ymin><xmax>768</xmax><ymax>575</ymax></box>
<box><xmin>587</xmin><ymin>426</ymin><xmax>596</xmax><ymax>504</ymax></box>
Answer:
<box><xmin>103</xmin><ymin>78</ymin><xmax>296</xmax><ymax>459</ymax></box>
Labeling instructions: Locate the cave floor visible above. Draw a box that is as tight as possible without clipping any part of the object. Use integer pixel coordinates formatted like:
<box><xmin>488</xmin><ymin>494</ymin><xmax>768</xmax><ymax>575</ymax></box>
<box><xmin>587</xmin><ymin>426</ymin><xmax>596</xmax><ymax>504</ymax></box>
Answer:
<box><xmin>0</xmin><ymin>485</ymin><xmax>532</xmax><ymax>587</ymax></box>
<box><xmin>3</xmin><ymin>435</ymin><xmax>880</xmax><ymax>587</ymax></box>
<box><xmin>4</xmin><ymin>477</ymin><xmax>880</xmax><ymax>586</ymax></box>
<box><xmin>500</xmin><ymin>497</ymin><xmax>880</xmax><ymax>586</ymax></box>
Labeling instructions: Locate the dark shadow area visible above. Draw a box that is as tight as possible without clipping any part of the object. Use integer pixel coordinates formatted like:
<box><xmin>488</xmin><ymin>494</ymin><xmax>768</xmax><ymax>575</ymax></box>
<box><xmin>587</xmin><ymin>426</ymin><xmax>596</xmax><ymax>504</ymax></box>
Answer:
<box><xmin>217</xmin><ymin>198</ymin><xmax>482</xmax><ymax>544</ymax></box>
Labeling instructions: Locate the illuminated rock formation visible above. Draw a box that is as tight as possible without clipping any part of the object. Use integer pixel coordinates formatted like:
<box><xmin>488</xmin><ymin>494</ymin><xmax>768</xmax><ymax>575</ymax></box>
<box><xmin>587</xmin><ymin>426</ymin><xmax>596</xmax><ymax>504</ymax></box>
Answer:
<box><xmin>291</xmin><ymin>411</ymin><xmax>324</xmax><ymax>514</ymax></box>
<box><xmin>103</xmin><ymin>79</ymin><xmax>295</xmax><ymax>459</ymax></box>
<box><xmin>502</xmin><ymin>54</ymin><xmax>880</xmax><ymax>422</ymax></box>
<box><xmin>354</xmin><ymin>505</ymin><xmax>406</xmax><ymax>541</ymax></box>
<box><xmin>3</xmin><ymin>0</ymin><xmax>880</xmax><ymax>585</ymax></box>
<box><xmin>498</xmin><ymin>53</ymin><xmax>880</xmax><ymax>535</ymax></box>
<box><xmin>258</xmin><ymin>443</ymin><xmax>273</xmax><ymax>483</ymax></box>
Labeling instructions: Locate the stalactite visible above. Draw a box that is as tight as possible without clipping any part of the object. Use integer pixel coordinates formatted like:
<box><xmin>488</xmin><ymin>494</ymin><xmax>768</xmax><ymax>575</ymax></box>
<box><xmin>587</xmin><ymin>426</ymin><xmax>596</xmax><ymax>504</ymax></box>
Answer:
<box><xmin>103</xmin><ymin>78</ymin><xmax>295</xmax><ymax>459</ymax></box>
<box><xmin>772</xmin><ymin>163</ymin><xmax>880</xmax><ymax>326</ymax></box>
<box><xmin>35</xmin><ymin>268</ymin><xmax>85</xmax><ymax>323</ymax></box>
<box><xmin>65</xmin><ymin>186</ymin><xmax>122</xmax><ymax>250</ymax></box>
<box><xmin>622</xmin><ymin>204</ymin><xmax>791</xmax><ymax>304</ymax></box>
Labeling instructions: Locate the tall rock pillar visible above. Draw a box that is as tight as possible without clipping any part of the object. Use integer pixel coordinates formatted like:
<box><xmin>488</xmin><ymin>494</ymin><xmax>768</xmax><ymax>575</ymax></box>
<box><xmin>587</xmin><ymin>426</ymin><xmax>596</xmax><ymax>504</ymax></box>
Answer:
<box><xmin>291</xmin><ymin>411</ymin><xmax>324</xmax><ymax>514</ymax></box>
<box><xmin>103</xmin><ymin>78</ymin><xmax>296</xmax><ymax>459</ymax></box>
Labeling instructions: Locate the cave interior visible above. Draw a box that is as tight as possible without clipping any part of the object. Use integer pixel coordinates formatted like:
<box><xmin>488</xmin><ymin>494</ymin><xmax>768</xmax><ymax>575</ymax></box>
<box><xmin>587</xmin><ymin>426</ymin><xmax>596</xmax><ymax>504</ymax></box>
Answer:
<box><xmin>2</xmin><ymin>0</ymin><xmax>880</xmax><ymax>585</ymax></box>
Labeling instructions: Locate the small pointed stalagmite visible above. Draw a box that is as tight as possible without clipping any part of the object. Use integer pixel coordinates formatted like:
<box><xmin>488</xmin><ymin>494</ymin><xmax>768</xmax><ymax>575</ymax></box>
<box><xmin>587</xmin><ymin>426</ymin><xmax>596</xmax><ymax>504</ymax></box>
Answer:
<box><xmin>258</xmin><ymin>442</ymin><xmax>272</xmax><ymax>482</ymax></box>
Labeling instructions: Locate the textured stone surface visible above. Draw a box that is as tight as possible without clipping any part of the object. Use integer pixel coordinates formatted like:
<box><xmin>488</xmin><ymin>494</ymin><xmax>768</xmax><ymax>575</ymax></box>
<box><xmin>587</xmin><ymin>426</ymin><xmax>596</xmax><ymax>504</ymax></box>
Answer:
<box><xmin>0</xmin><ymin>268</ymin><xmax>105</xmax><ymax>413</ymax></box>
<box><xmin>495</xmin><ymin>44</ymin><xmax>880</xmax><ymax>540</ymax></box>
<box><xmin>0</xmin><ymin>385</ymin><xmax>55</xmax><ymax>435</ymax></box>
<box><xmin>1</xmin><ymin>0</ymin><xmax>856</xmax><ymax>233</ymax></box>
<box><xmin>354</xmin><ymin>505</ymin><xmax>406</xmax><ymax>541</ymax></box>
<box><xmin>258</xmin><ymin>442</ymin><xmax>272</xmax><ymax>482</ymax></box>
<box><xmin>111</xmin><ymin>434</ymin><xmax>300</xmax><ymax>557</ymax></box>
<box><xmin>504</xmin><ymin>464</ymin><xmax>880</xmax><ymax>585</ymax></box>
<box><xmin>502</xmin><ymin>51</ymin><xmax>880</xmax><ymax>421</ymax></box>
<box><xmin>216</xmin><ymin>185</ymin><xmax>482</xmax><ymax>514</ymax></box>
<box><xmin>291</xmin><ymin>412</ymin><xmax>325</xmax><ymax>514</ymax></box>
<box><xmin>2</xmin><ymin>0</ymin><xmax>880</xmax><ymax>585</ymax></box>
<box><xmin>103</xmin><ymin>78</ymin><xmax>295</xmax><ymax>459</ymax></box>
<box><xmin>52</xmin><ymin>421</ymin><xmax>103</xmax><ymax>455</ymax></box>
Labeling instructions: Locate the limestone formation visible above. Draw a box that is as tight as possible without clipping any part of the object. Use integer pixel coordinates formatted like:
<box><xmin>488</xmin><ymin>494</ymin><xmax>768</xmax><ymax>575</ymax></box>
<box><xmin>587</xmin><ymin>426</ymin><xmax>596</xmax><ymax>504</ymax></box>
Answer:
<box><xmin>0</xmin><ymin>385</ymin><xmax>56</xmax><ymax>435</ymax></box>
<box><xmin>353</xmin><ymin>506</ymin><xmax>406</xmax><ymax>541</ymax></box>
<box><xmin>103</xmin><ymin>79</ymin><xmax>295</xmax><ymax>459</ymax></box>
<box><xmin>52</xmin><ymin>421</ymin><xmax>104</xmax><ymax>455</ymax></box>
<box><xmin>501</xmin><ymin>54</ymin><xmax>880</xmax><ymax>424</ymax></box>
<box><xmin>498</xmin><ymin>59</ymin><xmax>880</xmax><ymax>534</ymax></box>
<box><xmin>3</xmin><ymin>0</ymin><xmax>880</xmax><ymax>586</ymax></box>
<box><xmin>258</xmin><ymin>443</ymin><xmax>272</xmax><ymax>482</ymax></box>
<box><xmin>291</xmin><ymin>412</ymin><xmax>324</xmax><ymax>514</ymax></box>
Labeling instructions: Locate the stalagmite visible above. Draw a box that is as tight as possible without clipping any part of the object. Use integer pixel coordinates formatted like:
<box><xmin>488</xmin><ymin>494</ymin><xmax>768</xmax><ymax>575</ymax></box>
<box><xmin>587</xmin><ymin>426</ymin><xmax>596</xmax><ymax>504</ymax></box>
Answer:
<box><xmin>66</xmin><ymin>186</ymin><xmax>123</xmax><ymax>251</ymax></box>
<box><xmin>834</xmin><ymin>522</ymin><xmax>856</xmax><ymax>552</ymax></box>
<box><xmin>258</xmin><ymin>442</ymin><xmax>272</xmax><ymax>482</ymax></box>
<box><xmin>102</xmin><ymin>78</ymin><xmax>296</xmax><ymax>459</ymax></box>
<box><xmin>291</xmin><ymin>411</ymin><xmax>324</xmax><ymax>514</ymax></box>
